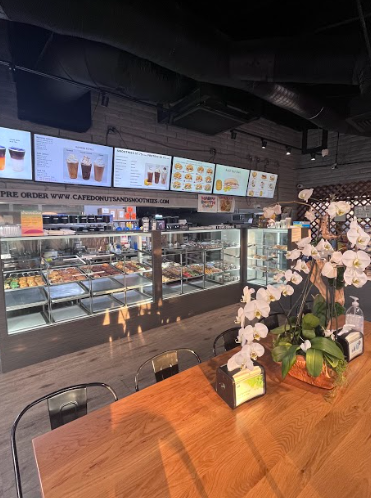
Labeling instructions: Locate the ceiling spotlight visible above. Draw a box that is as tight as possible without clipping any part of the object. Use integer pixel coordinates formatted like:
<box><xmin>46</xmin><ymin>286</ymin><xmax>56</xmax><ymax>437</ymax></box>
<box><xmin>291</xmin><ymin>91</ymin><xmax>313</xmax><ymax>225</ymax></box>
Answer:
<box><xmin>261</xmin><ymin>139</ymin><xmax>267</xmax><ymax>149</ymax></box>
<box><xmin>310</xmin><ymin>152</ymin><xmax>316</xmax><ymax>161</ymax></box>
<box><xmin>230</xmin><ymin>130</ymin><xmax>237</xmax><ymax>140</ymax></box>
<box><xmin>285</xmin><ymin>146</ymin><xmax>291</xmax><ymax>155</ymax></box>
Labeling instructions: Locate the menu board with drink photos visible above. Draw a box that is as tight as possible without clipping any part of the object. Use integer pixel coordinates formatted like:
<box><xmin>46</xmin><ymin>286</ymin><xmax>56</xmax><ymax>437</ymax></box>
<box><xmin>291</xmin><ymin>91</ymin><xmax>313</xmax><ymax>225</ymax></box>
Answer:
<box><xmin>113</xmin><ymin>148</ymin><xmax>171</xmax><ymax>190</ymax></box>
<box><xmin>34</xmin><ymin>135</ymin><xmax>113</xmax><ymax>187</ymax></box>
<box><xmin>246</xmin><ymin>170</ymin><xmax>278</xmax><ymax>198</ymax></box>
<box><xmin>170</xmin><ymin>157</ymin><xmax>215</xmax><ymax>194</ymax></box>
<box><xmin>0</xmin><ymin>127</ymin><xmax>32</xmax><ymax>180</ymax></box>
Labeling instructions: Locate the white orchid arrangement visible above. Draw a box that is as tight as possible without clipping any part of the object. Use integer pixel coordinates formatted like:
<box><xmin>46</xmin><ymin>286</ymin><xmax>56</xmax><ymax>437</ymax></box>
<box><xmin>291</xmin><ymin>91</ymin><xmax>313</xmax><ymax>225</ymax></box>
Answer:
<box><xmin>228</xmin><ymin>188</ymin><xmax>369</xmax><ymax>380</ymax></box>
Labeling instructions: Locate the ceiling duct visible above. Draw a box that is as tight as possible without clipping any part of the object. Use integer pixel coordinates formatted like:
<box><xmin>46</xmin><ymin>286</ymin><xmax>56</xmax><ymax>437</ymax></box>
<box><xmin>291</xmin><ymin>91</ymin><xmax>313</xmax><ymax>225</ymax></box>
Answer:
<box><xmin>1</xmin><ymin>0</ymin><xmax>370</xmax><ymax>135</ymax></box>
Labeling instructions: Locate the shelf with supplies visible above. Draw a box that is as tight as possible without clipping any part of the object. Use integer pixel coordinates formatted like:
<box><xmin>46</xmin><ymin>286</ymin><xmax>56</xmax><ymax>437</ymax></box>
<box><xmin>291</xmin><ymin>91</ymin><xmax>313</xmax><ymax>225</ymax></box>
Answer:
<box><xmin>0</xmin><ymin>232</ymin><xmax>154</xmax><ymax>334</ymax></box>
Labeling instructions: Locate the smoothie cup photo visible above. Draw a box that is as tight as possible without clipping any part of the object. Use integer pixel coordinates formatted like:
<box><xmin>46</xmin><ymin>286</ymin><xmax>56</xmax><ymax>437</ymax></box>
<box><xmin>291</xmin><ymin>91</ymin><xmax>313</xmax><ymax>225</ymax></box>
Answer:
<box><xmin>9</xmin><ymin>147</ymin><xmax>25</xmax><ymax>172</ymax></box>
<box><xmin>66</xmin><ymin>153</ymin><xmax>79</xmax><ymax>179</ymax></box>
<box><xmin>94</xmin><ymin>155</ymin><xmax>105</xmax><ymax>182</ymax></box>
<box><xmin>81</xmin><ymin>155</ymin><xmax>92</xmax><ymax>180</ymax></box>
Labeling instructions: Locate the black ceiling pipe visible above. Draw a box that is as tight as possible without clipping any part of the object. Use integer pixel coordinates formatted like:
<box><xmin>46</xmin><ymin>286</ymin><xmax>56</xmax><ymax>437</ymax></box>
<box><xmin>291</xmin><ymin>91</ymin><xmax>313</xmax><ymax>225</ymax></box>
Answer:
<box><xmin>0</xmin><ymin>0</ymin><xmax>367</xmax><ymax>135</ymax></box>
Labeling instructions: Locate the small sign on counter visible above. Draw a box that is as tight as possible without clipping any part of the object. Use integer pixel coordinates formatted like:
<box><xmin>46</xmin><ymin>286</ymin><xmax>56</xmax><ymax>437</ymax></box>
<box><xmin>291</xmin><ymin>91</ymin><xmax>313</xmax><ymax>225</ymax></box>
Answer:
<box><xmin>21</xmin><ymin>210</ymin><xmax>43</xmax><ymax>236</ymax></box>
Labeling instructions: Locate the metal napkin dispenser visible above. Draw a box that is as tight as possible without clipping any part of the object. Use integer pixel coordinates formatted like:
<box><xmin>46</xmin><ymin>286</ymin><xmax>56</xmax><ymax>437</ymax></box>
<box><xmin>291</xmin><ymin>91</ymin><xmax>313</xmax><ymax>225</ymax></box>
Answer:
<box><xmin>215</xmin><ymin>363</ymin><xmax>266</xmax><ymax>409</ymax></box>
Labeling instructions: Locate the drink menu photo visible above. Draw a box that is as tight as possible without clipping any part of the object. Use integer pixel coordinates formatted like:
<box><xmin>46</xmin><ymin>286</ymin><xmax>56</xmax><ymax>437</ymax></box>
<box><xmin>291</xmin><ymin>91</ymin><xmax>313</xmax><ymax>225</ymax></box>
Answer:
<box><xmin>113</xmin><ymin>148</ymin><xmax>171</xmax><ymax>190</ymax></box>
<box><xmin>170</xmin><ymin>157</ymin><xmax>215</xmax><ymax>193</ymax></box>
<box><xmin>34</xmin><ymin>135</ymin><xmax>113</xmax><ymax>187</ymax></box>
<box><xmin>0</xmin><ymin>127</ymin><xmax>32</xmax><ymax>180</ymax></box>
<box><xmin>247</xmin><ymin>170</ymin><xmax>278</xmax><ymax>198</ymax></box>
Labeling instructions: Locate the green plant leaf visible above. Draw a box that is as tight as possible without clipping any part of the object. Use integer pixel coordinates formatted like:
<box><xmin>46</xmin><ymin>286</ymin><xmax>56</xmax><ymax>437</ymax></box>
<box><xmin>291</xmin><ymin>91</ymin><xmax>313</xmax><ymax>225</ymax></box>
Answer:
<box><xmin>281</xmin><ymin>345</ymin><xmax>300</xmax><ymax>378</ymax></box>
<box><xmin>302</xmin><ymin>313</ymin><xmax>320</xmax><ymax>330</ymax></box>
<box><xmin>334</xmin><ymin>302</ymin><xmax>345</xmax><ymax>317</ymax></box>
<box><xmin>312</xmin><ymin>294</ymin><xmax>327</xmax><ymax>328</ymax></box>
<box><xmin>270</xmin><ymin>324</ymin><xmax>288</xmax><ymax>335</ymax></box>
<box><xmin>323</xmin><ymin>353</ymin><xmax>339</xmax><ymax>369</ymax></box>
<box><xmin>306</xmin><ymin>348</ymin><xmax>324</xmax><ymax>377</ymax></box>
<box><xmin>272</xmin><ymin>343</ymin><xmax>292</xmax><ymax>362</ymax></box>
<box><xmin>302</xmin><ymin>329</ymin><xmax>316</xmax><ymax>339</ymax></box>
<box><xmin>310</xmin><ymin>337</ymin><xmax>344</xmax><ymax>360</ymax></box>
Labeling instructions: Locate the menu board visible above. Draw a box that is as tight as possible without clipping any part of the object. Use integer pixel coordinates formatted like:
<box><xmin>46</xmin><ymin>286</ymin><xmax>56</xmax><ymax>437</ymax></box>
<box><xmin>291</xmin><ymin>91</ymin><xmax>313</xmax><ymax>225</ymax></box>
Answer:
<box><xmin>170</xmin><ymin>157</ymin><xmax>215</xmax><ymax>194</ymax></box>
<box><xmin>213</xmin><ymin>164</ymin><xmax>250</xmax><ymax>197</ymax></box>
<box><xmin>114</xmin><ymin>148</ymin><xmax>171</xmax><ymax>190</ymax></box>
<box><xmin>246</xmin><ymin>170</ymin><xmax>278</xmax><ymax>198</ymax></box>
<box><xmin>34</xmin><ymin>135</ymin><xmax>113</xmax><ymax>187</ymax></box>
<box><xmin>0</xmin><ymin>127</ymin><xmax>32</xmax><ymax>180</ymax></box>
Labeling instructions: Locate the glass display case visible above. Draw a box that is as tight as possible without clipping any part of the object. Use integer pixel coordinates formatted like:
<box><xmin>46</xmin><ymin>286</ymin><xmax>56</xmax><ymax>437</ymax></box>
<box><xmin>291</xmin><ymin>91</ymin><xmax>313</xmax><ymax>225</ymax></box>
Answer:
<box><xmin>158</xmin><ymin>229</ymin><xmax>241</xmax><ymax>298</ymax></box>
<box><xmin>1</xmin><ymin>233</ymin><xmax>153</xmax><ymax>334</ymax></box>
<box><xmin>246</xmin><ymin>228</ymin><xmax>288</xmax><ymax>286</ymax></box>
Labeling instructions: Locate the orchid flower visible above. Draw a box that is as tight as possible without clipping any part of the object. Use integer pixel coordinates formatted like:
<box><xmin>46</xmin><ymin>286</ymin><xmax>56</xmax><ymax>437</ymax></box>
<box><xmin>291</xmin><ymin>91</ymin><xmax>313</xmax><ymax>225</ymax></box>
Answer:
<box><xmin>244</xmin><ymin>299</ymin><xmax>270</xmax><ymax>321</ymax></box>
<box><xmin>263</xmin><ymin>204</ymin><xmax>282</xmax><ymax>219</ymax></box>
<box><xmin>249</xmin><ymin>342</ymin><xmax>265</xmax><ymax>361</ymax></box>
<box><xmin>305</xmin><ymin>209</ymin><xmax>316</xmax><ymax>223</ymax></box>
<box><xmin>273</xmin><ymin>272</ymin><xmax>286</xmax><ymax>282</ymax></box>
<box><xmin>342</xmin><ymin>250</ymin><xmax>370</xmax><ymax>271</ymax></box>
<box><xmin>300</xmin><ymin>340</ymin><xmax>311</xmax><ymax>352</ymax></box>
<box><xmin>326</xmin><ymin>201</ymin><xmax>351</xmax><ymax>219</ymax></box>
<box><xmin>298</xmin><ymin>188</ymin><xmax>313</xmax><ymax>203</ymax></box>
<box><xmin>347</xmin><ymin>221</ymin><xmax>370</xmax><ymax>250</ymax></box>
<box><xmin>286</xmin><ymin>249</ymin><xmax>301</xmax><ymax>260</ymax></box>
<box><xmin>296</xmin><ymin>236</ymin><xmax>311</xmax><ymax>249</ymax></box>
<box><xmin>316</xmin><ymin>239</ymin><xmax>334</xmax><ymax>254</ymax></box>
<box><xmin>344</xmin><ymin>268</ymin><xmax>368</xmax><ymax>288</ymax></box>
<box><xmin>235</xmin><ymin>307</ymin><xmax>246</xmax><ymax>328</ymax></box>
<box><xmin>227</xmin><ymin>345</ymin><xmax>255</xmax><ymax>372</ymax></box>
<box><xmin>301</xmin><ymin>244</ymin><xmax>320</xmax><ymax>260</ymax></box>
<box><xmin>285</xmin><ymin>270</ymin><xmax>303</xmax><ymax>285</ymax></box>
<box><xmin>241</xmin><ymin>286</ymin><xmax>255</xmax><ymax>303</ymax></box>
<box><xmin>279</xmin><ymin>284</ymin><xmax>294</xmax><ymax>296</ymax></box>
<box><xmin>293</xmin><ymin>259</ymin><xmax>310</xmax><ymax>274</ymax></box>
<box><xmin>324</xmin><ymin>329</ymin><xmax>335</xmax><ymax>341</ymax></box>
<box><xmin>330</xmin><ymin>251</ymin><xmax>343</xmax><ymax>264</ymax></box>
<box><xmin>238</xmin><ymin>323</ymin><xmax>269</xmax><ymax>346</ymax></box>
<box><xmin>257</xmin><ymin>285</ymin><xmax>281</xmax><ymax>303</ymax></box>
<box><xmin>321</xmin><ymin>261</ymin><xmax>337</xmax><ymax>279</ymax></box>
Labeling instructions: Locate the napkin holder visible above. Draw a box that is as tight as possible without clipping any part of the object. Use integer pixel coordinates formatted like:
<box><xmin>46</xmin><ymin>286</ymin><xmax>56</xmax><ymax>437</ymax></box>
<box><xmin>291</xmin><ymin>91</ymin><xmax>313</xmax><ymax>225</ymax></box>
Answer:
<box><xmin>215</xmin><ymin>363</ymin><xmax>266</xmax><ymax>409</ymax></box>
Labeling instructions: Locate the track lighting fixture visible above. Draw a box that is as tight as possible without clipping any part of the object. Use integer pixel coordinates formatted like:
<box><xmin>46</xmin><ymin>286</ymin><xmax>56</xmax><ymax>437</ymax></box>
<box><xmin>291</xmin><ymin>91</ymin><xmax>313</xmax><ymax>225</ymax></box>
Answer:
<box><xmin>230</xmin><ymin>130</ymin><xmax>237</xmax><ymax>140</ymax></box>
<box><xmin>310</xmin><ymin>152</ymin><xmax>316</xmax><ymax>161</ymax></box>
<box><xmin>285</xmin><ymin>146</ymin><xmax>291</xmax><ymax>155</ymax></box>
<box><xmin>261</xmin><ymin>139</ymin><xmax>267</xmax><ymax>149</ymax></box>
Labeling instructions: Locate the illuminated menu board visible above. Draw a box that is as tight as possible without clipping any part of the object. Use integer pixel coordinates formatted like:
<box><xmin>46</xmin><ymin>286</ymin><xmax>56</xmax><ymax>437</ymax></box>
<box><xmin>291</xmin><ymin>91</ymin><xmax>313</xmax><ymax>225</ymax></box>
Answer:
<box><xmin>246</xmin><ymin>170</ymin><xmax>278</xmax><ymax>198</ymax></box>
<box><xmin>114</xmin><ymin>148</ymin><xmax>171</xmax><ymax>190</ymax></box>
<box><xmin>170</xmin><ymin>157</ymin><xmax>215</xmax><ymax>194</ymax></box>
<box><xmin>34</xmin><ymin>134</ymin><xmax>113</xmax><ymax>187</ymax></box>
<box><xmin>0</xmin><ymin>127</ymin><xmax>32</xmax><ymax>180</ymax></box>
<box><xmin>213</xmin><ymin>164</ymin><xmax>250</xmax><ymax>197</ymax></box>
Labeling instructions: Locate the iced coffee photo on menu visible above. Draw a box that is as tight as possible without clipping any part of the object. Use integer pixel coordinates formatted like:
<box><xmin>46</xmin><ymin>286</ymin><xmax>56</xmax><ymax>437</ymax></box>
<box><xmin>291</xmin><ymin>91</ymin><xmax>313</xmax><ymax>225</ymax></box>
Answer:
<box><xmin>0</xmin><ymin>127</ymin><xmax>32</xmax><ymax>180</ymax></box>
<box><xmin>34</xmin><ymin>134</ymin><xmax>113</xmax><ymax>187</ymax></box>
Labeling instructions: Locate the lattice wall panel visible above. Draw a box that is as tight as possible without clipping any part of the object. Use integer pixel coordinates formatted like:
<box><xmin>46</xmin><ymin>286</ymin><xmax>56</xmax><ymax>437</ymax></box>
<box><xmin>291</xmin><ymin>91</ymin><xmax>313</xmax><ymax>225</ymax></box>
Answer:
<box><xmin>297</xmin><ymin>181</ymin><xmax>371</xmax><ymax>239</ymax></box>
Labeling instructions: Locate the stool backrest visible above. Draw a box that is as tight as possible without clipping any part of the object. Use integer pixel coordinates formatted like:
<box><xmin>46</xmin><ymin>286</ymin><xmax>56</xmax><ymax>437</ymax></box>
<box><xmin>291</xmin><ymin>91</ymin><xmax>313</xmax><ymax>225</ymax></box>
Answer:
<box><xmin>213</xmin><ymin>327</ymin><xmax>240</xmax><ymax>356</ymax></box>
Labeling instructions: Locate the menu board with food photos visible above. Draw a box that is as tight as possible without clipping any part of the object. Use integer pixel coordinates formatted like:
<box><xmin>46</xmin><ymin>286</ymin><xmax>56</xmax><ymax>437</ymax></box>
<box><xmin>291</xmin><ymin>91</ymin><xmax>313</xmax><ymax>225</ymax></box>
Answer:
<box><xmin>170</xmin><ymin>157</ymin><xmax>215</xmax><ymax>194</ymax></box>
<box><xmin>213</xmin><ymin>164</ymin><xmax>250</xmax><ymax>197</ymax></box>
<box><xmin>246</xmin><ymin>170</ymin><xmax>278</xmax><ymax>198</ymax></box>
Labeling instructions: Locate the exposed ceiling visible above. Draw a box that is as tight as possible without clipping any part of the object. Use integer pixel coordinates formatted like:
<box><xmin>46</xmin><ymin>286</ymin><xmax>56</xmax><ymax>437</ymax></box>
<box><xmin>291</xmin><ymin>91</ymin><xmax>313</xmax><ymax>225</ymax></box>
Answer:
<box><xmin>1</xmin><ymin>0</ymin><xmax>371</xmax><ymax>134</ymax></box>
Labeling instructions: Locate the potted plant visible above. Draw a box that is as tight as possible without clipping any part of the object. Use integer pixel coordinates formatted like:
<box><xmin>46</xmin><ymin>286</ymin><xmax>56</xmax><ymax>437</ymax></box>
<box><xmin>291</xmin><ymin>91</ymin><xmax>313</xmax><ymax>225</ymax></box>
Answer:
<box><xmin>228</xmin><ymin>189</ymin><xmax>369</xmax><ymax>389</ymax></box>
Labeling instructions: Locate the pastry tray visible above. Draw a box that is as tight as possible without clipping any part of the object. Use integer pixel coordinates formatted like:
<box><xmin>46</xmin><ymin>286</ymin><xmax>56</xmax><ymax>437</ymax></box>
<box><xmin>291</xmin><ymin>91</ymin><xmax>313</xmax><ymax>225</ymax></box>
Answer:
<box><xmin>4</xmin><ymin>270</ymin><xmax>47</xmax><ymax>291</ymax></box>
<box><xmin>7</xmin><ymin>312</ymin><xmax>48</xmax><ymax>335</ymax></box>
<box><xmin>46</xmin><ymin>282</ymin><xmax>90</xmax><ymax>303</ymax></box>
<box><xmin>80</xmin><ymin>295</ymin><xmax>121</xmax><ymax>313</ymax></box>
<box><xmin>5</xmin><ymin>286</ymin><xmax>48</xmax><ymax>311</ymax></box>
<box><xmin>42</xmin><ymin>267</ymin><xmax>88</xmax><ymax>285</ymax></box>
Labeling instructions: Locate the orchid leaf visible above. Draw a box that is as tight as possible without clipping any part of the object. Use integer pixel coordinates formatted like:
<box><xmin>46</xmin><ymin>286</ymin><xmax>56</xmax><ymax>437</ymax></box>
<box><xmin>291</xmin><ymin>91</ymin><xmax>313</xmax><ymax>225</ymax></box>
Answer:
<box><xmin>270</xmin><ymin>324</ymin><xmax>288</xmax><ymax>335</ymax></box>
<box><xmin>302</xmin><ymin>329</ymin><xmax>316</xmax><ymax>339</ymax></box>
<box><xmin>306</xmin><ymin>348</ymin><xmax>323</xmax><ymax>377</ymax></box>
<box><xmin>312</xmin><ymin>294</ymin><xmax>327</xmax><ymax>327</ymax></box>
<box><xmin>323</xmin><ymin>353</ymin><xmax>339</xmax><ymax>368</ymax></box>
<box><xmin>310</xmin><ymin>337</ymin><xmax>344</xmax><ymax>360</ymax></box>
<box><xmin>281</xmin><ymin>345</ymin><xmax>299</xmax><ymax>379</ymax></box>
<box><xmin>272</xmin><ymin>343</ymin><xmax>291</xmax><ymax>362</ymax></box>
<box><xmin>302</xmin><ymin>313</ymin><xmax>320</xmax><ymax>330</ymax></box>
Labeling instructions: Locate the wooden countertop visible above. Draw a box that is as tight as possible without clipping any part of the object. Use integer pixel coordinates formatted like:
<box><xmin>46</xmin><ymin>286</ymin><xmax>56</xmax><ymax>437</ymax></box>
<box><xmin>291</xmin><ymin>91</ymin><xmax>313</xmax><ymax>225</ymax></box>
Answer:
<box><xmin>33</xmin><ymin>322</ymin><xmax>371</xmax><ymax>498</ymax></box>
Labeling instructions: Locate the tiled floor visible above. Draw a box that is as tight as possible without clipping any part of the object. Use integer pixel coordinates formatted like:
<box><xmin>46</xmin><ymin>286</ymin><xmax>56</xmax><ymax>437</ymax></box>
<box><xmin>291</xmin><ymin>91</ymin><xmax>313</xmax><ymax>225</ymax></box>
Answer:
<box><xmin>0</xmin><ymin>303</ymin><xmax>237</xmax><ymax>498</ymax></box>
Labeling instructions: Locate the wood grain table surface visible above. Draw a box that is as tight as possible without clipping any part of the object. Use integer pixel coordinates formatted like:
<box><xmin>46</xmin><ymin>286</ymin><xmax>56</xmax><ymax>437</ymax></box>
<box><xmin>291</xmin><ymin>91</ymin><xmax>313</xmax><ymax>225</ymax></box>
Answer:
<box><xmin>33</xmin><ymin>322</ymin><xmax>371</xmax><ymax>498</ymax></box>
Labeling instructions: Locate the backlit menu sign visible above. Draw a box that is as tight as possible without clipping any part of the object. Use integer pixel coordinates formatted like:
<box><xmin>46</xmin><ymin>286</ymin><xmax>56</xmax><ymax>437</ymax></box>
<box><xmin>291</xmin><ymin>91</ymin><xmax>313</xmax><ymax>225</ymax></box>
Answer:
<box><xmin>213</xmin><ymin>164</ymin><xmax>250</xmax><ymax>197</ymax></box>
<box><xmin>34</xmin><ymin>135</ymin><xmax>113</xmax><ymax>187</ymax></box>
<box><xmin>247</xmin><ymin>170</ymin><xmax>278</xmax><ymax>198</ymax></box>
<box><xmin>170</xmin><ymin>157</ymin><xmax>215</xmax><ymax>194</ymax></box>
<box><xmin>0</xmin><ymin>127</ymin><xmax>32</xmax><ymax>180</ymax></box>
<box><xmin>114</xmin><ymin>148</ymin><xmax>171</xmax><ymax>190</ymax></box>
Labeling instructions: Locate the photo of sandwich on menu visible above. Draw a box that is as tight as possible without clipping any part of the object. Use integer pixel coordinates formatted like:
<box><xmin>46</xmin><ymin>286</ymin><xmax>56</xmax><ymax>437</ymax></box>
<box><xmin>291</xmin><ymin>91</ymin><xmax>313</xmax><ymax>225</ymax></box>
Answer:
<box><xmin>170</xmin><ymin>157</ymin><xmax>215</xmax><ymax>194</ymax></box>
<box><xmin>212</xmin><ymin>164</ymin><xmax>250</xmax><ymax>197</ymax></box>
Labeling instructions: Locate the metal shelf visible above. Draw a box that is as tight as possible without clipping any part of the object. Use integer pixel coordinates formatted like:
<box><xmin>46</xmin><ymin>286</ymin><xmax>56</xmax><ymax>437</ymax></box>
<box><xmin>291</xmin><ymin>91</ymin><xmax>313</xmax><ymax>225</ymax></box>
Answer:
<box><xmin>5</xmin><ymin>287</ymin><xmax>47</xmax><ymax>311</ymax></box>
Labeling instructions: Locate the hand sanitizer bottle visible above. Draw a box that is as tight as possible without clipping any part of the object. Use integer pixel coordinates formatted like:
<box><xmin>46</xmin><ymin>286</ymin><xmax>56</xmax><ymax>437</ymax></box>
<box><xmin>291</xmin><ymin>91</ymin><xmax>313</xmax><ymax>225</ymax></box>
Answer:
<box><xmin>345</xmin><ymin>296</ymin><xmax>364</xmax><ymax>334</ymax></box>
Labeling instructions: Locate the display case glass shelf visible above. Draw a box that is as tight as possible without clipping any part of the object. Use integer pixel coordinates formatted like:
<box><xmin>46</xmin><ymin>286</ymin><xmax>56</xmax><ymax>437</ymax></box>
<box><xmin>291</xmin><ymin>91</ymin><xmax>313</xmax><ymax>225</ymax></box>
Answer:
<box><xmin>159</xmin><ymin>229</ymin><xmax>241</xmax><ymax>298</ymax></box>
<box><xmin>246</xmin><ymin>228</ymin><xmax>289</xmax><ymax>286</ymax></box>
<box><xmin>1</xmin><ymin>233</ymin><xmax>153</xmax><ymax>334</ymax></box>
